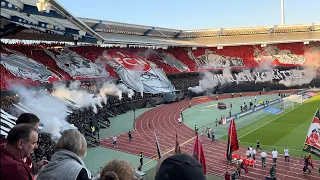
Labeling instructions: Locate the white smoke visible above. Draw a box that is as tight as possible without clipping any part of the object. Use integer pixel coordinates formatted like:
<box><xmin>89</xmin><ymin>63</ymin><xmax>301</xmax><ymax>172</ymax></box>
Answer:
<box><xmin>69</xmin><ymin>80</ymin><xmax>81</xmax><ymax>90</ymax></box>
<box><xmin>13</xmin><ymin>86</ymin><xmax>75</xmax><ymax>139</ymax></box>
<box><xmin>221</xmin><ymin>60</ymin><xmax>233</xmax><ymax>85</ymax></box>
<box><xmin>279</xmin><ymin>46</ymin><xmax>319</xmax><ymax>87</ymax></box>
<box><xmin>253</xmin><ymin>58</ymin><xmax>275</xmax><ymax>83</ymax></box>
<box><xmin>279</xmin><ymin>67</ymin><xmax>316</xmax><ymax>87</ymax></box>
<box><xmin>188</xmin><ymin>71</ymin><xmax>219</xmax><ymax>93</ymax></box>
<box><xmin>117</xmin><ymin>83</ymin><xmax>134</xmax><ymax>99</ymax></box>
<box><xmin>52</xmin><ymin>84</ymin><xmax>102</xmax><ymax>113</ymax></box>
<box><xmin>99</xmin><ymin>82</ymin><xmax>123</xmax><ymax>100</ymax></box>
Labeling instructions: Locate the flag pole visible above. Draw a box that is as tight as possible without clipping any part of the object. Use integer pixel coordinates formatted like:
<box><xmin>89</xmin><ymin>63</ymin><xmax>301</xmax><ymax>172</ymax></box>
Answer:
<box><xmin>300</xmin><ymin>108</ymin><xmax>319</xmax><ymax>158</ymax></box>
<box><xmin>227</xmin><ymin>120</ymin><xmax>233</xmax><ymax>170</ymax></box>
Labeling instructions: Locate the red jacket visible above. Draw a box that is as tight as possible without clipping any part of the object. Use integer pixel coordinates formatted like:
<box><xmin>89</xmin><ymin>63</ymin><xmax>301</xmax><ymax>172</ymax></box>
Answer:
<box><xmin>1</xmin><ymin>138</ymin><xmax>33</xmax><ymax>171</ymax></box>
<box><xmin>0</xmin><ymin>145</ymin><xmax>34</xmax><ymax>180</ymax></box>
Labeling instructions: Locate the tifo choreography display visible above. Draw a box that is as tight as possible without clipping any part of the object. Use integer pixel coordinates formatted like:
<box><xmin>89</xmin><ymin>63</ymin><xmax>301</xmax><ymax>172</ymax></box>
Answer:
<box><xmin>1</xmin><ymin>0</ymin><xmax>320</xmax><ymax>180</ymax></box>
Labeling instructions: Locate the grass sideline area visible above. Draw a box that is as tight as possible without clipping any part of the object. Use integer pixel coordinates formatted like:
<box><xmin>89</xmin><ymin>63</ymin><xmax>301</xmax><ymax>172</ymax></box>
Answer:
<box><xmin>221</xmin><ymin>93</ymin><xmax>320</xmax><ymax>158</ymax></box>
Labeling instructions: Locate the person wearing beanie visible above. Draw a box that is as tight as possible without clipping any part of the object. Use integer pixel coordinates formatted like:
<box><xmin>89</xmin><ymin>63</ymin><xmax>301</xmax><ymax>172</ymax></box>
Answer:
<box><xmin>155</xmin><ymin>153</ymin><xmax>206</xmax><ymax>180</ymax></box>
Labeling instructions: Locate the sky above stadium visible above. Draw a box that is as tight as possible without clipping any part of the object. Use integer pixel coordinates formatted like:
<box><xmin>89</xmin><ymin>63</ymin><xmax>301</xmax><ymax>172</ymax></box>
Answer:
<box><xmin>59</xmin><ymin>0</ymin><xmax>319</xmax><ymax>30</ymax></box>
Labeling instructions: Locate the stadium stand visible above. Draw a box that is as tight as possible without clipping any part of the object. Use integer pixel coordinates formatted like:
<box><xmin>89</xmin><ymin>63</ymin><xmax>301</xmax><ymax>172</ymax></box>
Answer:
<box><xmin>1</xmin><ymin>0</ymin><xmax>319</xmax><ymax>179</ymax></box>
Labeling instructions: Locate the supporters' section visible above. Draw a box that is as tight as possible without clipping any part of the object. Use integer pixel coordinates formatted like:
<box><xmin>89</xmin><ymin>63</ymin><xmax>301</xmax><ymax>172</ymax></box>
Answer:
<box><xmin>1</xmin><ymin>42</ymin><xmax>319</xmax><ymax>90</ymax></box>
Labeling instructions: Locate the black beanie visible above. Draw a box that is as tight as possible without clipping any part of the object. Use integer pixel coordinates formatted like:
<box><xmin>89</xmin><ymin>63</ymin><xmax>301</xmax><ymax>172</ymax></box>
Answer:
<box><xmin>155</xmin><ymin>154</ymin><xmax>206</xmax><ymax>180</ymax></box>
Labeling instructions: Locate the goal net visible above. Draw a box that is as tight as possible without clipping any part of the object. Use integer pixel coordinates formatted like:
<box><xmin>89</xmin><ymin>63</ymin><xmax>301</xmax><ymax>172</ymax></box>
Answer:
<box><xmin>281</xmin><ymin>94</ymin><xmax>303</xmax><ymax>110</ymax></box>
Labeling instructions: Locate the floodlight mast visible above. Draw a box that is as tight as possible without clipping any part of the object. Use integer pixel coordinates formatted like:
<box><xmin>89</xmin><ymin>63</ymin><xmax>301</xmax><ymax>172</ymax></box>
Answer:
<box><xmin>281</xmin><ymin>0</ymin><xmax>285</xmax><ymax>25</ymax></box>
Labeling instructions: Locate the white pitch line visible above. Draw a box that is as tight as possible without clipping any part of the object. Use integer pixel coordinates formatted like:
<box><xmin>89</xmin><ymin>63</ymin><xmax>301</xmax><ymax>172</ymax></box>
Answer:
<box><xmin>238</xmin><ymin>101</ymin><xmax>308</xmax><ymax>139</ymax></box>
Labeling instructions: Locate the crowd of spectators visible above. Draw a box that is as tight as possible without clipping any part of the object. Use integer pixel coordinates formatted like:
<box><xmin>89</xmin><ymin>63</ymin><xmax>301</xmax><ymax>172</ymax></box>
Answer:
<box><xmin>1</xmin><ymin>112</ymin><xmax>209</xmax><ymax>180</ymax></box>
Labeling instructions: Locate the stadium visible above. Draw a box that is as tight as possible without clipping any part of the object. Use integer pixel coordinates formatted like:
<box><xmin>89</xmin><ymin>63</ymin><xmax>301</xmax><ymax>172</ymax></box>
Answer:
<box><xmin>0</xmin><ymin>0</ymin><xmax>320</xmax><ymax>180</ymax></box>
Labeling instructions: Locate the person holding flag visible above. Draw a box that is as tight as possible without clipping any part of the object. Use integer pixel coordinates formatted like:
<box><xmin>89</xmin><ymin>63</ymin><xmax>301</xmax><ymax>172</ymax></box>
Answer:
<box><xmin>192</xmin><ymin>134</ymin><xmax>206</xmax><ymax>175</ymax></box>
<box><xmin>302</xmin><ymin>155</ymin><xmax>312</xmax><ymax>174</ymax></box>
<box><xmin>226</xmin><ymin>119</ymin><xmax>239</xmax><ymax>162</ymax></box>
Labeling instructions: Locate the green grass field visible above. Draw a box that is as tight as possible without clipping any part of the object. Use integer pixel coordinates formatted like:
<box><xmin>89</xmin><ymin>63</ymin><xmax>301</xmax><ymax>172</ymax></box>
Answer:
<box><xmin>220</xmin><ymin>94</ymin><xmax>320</xmax><ymax>158</ymax></box>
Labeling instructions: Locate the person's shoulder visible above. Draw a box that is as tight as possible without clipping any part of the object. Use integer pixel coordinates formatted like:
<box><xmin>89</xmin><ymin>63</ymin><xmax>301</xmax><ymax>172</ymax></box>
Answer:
<box><xmin>76</xmin><ymin>168</ymin><xmax>91</xmax><ymax>180</ymax></box>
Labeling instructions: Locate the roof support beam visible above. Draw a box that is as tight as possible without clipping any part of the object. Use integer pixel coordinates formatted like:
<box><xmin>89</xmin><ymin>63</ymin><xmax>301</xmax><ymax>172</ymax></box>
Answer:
<box><xmin>309</xmin><ymin>23</ymin><xmax>314</xmax><ymax>31</ymax></box>
<box><xmin>217</xmin><ymin>28</ymin><xmax>223</xmax><ymax>36</ymax></box>
<box><xmin>143</xmin><ymin>27</ymin><xmax>155</xmax><ymax>36</ymax></box>
<box><xmin>268</xmin><ymin>25</ymin><xmax>277</xmax><ymax>34</ymax></box>
<box><xmin>0</xmin><ymin>11</ymin><xmax>11</xmax><ymax>19</ymax></box>
<box><xmin>91</xmin><ymin>20</ymin><xmax>103</xmax><ymax>31</ymax></box>
<box><xmin>174</xmin><ymin>30</ymin><xmax>183</xmax><ymax>38</ymax></box>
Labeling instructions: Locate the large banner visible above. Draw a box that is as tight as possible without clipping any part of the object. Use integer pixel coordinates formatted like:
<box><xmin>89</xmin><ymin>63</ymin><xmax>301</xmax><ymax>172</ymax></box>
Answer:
<box><xmin>44</xmin><ymin>49</ymin><xmax>109</xmax><ymax>79</ymax></box>
<box><xmin>0</xmin><ymin>53</ymin><xmax>60</xmax><ymax>83</ymax></box>
<box><xmin>303</xmin><ymin>109</ymin><xmax>320</xmax><ymax>158</ymax></box>
<box><xmin>101</xmin><ymin>50</ymin><xmax>176</xmax><ymax>94</ymax></box>
<box><xmin>187</xmin><ymin>49</ymin><xmax>245</xmax><ymax>69</ymax></box>
<box><xmin>211</xmin><ymin>69</ymin><xmax>314</xmax><ymax>84</ymax></box>
<box><xmin>254</xmin><ymin>45</ymin><xmax>306</xmax><ymax>65</ymax></box>
<box><xmin>149</xmin><ymin>51</ymin><xmax>190</xmax><ymax>72</ymax></box>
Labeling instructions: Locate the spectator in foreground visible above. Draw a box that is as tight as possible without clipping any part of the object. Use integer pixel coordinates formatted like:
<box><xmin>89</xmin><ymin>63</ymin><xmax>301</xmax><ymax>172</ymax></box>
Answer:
<box><xmin>37</xmin><ymin>129</ymin><xmax>91</xmax><ymax>180</ymax></box>
<box><xmin>0</xmin><ymin>124</ymin><xmax>39</xmax><ymax>180</ymax></box>
<box><xmin>16</xmin><ymin>113</ymin><xmax>40</xmax><ymax>129</ymax></box>
<box><xmin>155</xmin><ymin>153</ymin><xmax>206</xmax><ymax>180</ymax></box>
<box><xmin>0</xmin><ymin>113</ymin><xmax>48</xmax><ymax>173</ymax></box>
<box><xmin>100</xmin><ymin>159</ymin><xmax>139</xmax><ymax>180</ymax></box>
<box><xmin>0</xmin><ymin>113</ymin><xmax>40</xmax><ymax>144</ymax></box>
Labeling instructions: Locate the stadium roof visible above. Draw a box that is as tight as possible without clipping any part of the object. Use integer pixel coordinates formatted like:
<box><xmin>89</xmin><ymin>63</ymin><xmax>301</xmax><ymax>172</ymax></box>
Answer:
<box><xmin>1</xmin><ymin>0</ymin><xmax>320</xmax><ymax>47</ymax></box>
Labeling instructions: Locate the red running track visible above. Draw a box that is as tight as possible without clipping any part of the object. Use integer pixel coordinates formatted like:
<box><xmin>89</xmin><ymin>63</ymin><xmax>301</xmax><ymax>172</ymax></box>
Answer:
<box><xmin>100</xmin><ymin>90</ymin><xmax>320</xmax><ymax>180</ymax></box>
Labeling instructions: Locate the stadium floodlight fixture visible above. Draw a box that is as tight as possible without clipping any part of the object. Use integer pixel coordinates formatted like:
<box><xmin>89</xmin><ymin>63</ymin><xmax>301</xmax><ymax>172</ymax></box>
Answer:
<box><xmin>36</xmin><ymin>0</ymin><xmax>50</xmax><ymax>13</ymax></box>
<box><xmin>78</xmin><ymin>30</ymin><xmax>86</xmax><ymax>36</ymax></box>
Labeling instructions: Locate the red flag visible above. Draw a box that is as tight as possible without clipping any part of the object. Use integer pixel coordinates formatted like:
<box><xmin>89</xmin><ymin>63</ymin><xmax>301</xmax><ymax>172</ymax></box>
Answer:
<box><xmin>303</xmin><ymin>109</ymin><xmax>320</xmax><ymax>158</ymax></box>
<box><xmin>226</xmin><ymin>119</ymin><xmax>239</xmax><ymax>161</ymax></box>
<box><xmin>192</xmin><ymin>135</ymin><xmax>206</xmax><ymax>174</ymax></box>
<box><xmin>175</xmin><ymin>133</ymin><xmax>181</xmax><ymax>154</ymax></box>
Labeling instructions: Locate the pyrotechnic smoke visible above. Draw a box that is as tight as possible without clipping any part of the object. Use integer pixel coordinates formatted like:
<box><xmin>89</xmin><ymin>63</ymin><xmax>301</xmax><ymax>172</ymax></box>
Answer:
<box><xmin>188</xmin><ymin>71</ymin><xmax>219</xmax><ymax>93</ymax></box>
<box><xmin>99</xmin><ymin>82</ymin><xmax>123</xmax><ymax>100</ymax></box>
<box><xmin>12</xmin><ymin>86</ymin><xmax>75</xmax><ymax>139</ymax></box>
<box><xmin>279</xmin><ymin>46</ymin><xmax>319</xmax><ymax>87</ymax></box>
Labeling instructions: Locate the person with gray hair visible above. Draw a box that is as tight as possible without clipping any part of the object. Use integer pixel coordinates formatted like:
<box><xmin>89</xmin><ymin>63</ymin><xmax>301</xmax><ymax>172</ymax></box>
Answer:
<box><xmin>37</xmin><ymin>129</ymin><xmax>91</xmax><ymax>180</ymax></box>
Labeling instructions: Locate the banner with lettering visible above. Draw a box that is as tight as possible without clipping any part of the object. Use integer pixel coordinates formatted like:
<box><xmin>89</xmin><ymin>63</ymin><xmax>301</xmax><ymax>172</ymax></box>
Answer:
<box><xmin>101</xmin><ymin>50</ymin><xmax>176</xmax><ymax>94</ymax></box>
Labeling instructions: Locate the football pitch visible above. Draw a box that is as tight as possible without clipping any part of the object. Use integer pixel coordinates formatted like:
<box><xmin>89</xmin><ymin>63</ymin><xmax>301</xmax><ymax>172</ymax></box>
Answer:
<box><xmin>220</xmin><ymin>93</ymin><xmax>320</xmax><ymax>158</ymax></box>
